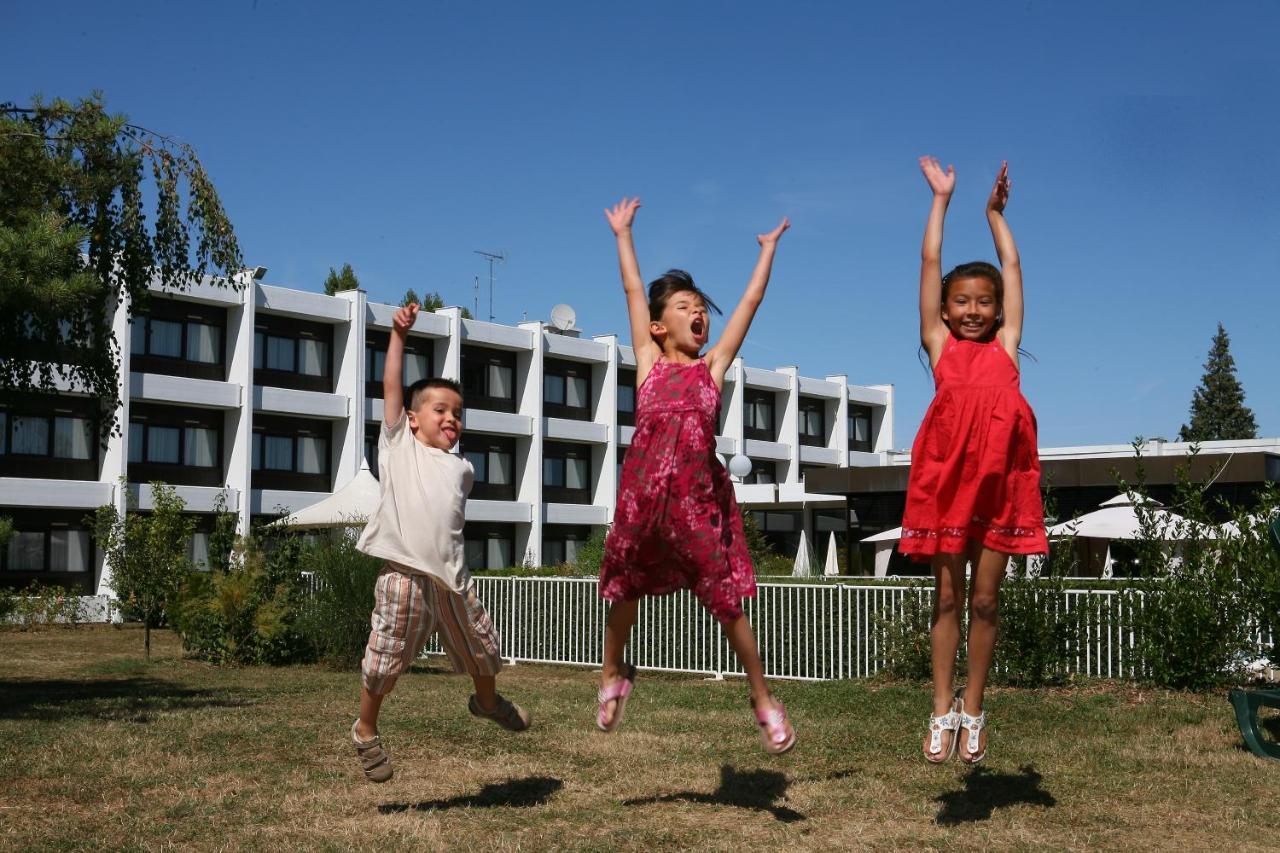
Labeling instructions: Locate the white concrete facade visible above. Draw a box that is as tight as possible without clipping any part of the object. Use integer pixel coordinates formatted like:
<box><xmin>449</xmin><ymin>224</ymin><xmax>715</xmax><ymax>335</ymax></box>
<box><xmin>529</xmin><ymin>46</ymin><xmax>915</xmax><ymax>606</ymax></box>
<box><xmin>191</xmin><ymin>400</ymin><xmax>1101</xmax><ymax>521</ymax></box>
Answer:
<box><xmin>0</xmin><ymin>275</ymin><xmax>894</xmax><ymax>591</ymax></box>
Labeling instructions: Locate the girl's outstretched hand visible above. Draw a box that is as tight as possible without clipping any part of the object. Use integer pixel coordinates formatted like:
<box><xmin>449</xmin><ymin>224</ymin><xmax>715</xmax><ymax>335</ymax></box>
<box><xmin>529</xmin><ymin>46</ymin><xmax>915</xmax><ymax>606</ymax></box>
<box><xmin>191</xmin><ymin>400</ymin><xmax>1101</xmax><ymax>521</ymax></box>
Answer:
<box><xmin>605</xmin><ymin>197</ymin><xmax>641</xmax><ymax>235</ymax></box>
<box><xmin>757</xmin><ymin>217</ymin><xmax>790</xmax><ymax>247</ymax></box>
<box><xmin>987</xmin><ymin>161</ymin><xmax>1011</xmax><ymax>214</ymax></box>
<box><xmin>392</xmin><ymin>303</ymin><xmax>419</xmax><ymax>334</ymax></box>
<box><xmin>919</xmin><ymin>156</ymin><xmax>956</xmax><ymax>198</ymax></box>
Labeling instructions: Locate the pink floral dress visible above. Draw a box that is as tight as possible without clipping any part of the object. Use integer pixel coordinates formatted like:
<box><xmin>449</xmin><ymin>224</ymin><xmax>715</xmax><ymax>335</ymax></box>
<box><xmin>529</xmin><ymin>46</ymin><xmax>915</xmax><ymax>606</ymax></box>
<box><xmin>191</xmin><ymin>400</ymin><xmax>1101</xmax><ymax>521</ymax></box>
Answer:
<box><xmin>600</xmin><ymin>358</ymin><xmax>756</xmax><ymax>623</ymax></box>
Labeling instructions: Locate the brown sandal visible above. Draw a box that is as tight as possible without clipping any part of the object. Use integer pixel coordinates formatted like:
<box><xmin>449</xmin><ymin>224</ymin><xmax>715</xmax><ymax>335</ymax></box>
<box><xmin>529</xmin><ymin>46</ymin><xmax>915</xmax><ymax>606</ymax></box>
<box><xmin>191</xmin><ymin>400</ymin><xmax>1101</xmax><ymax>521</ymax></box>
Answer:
<box><xmin>469</xmin><ymin>694</ymin><xmax>531</xmax><ymax>732</ymax></box>
<box><xmin>351</xmin><ymin>720</ymin><xmax>393</xmax><ymax>783</ymax></box>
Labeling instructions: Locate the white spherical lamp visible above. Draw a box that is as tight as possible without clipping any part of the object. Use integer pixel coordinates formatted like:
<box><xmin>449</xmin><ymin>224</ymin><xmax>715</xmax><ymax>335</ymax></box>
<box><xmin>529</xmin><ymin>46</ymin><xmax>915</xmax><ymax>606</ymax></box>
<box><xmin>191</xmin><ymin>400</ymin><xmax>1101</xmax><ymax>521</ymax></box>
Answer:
<box><xmin>728</xmin><ymin>454</ymin><xmax>752</xmax><ymax>479</ymax></box>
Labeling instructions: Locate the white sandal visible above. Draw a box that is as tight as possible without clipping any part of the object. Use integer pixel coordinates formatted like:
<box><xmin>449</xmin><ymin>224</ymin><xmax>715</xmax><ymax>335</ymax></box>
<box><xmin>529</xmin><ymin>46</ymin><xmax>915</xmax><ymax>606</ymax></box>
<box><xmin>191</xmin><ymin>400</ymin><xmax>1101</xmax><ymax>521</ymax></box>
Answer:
<box><xmin>959</xmin><ymin>707</ymin><xmax>987</xmax><ymax>764</ymax></box>
<box><xmin>924</xmin><ymin>699</ymin><xmax>961</xmax><ymax>763</ymax></box>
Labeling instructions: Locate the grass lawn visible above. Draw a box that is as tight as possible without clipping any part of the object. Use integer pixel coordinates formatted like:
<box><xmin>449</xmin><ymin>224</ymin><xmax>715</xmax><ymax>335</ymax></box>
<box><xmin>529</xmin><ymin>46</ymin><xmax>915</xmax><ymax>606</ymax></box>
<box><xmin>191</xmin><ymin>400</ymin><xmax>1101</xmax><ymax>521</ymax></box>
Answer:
<box><xmin>1</xmin><ymin>625</ymin><xmax>1278</xmax><ymax>851</ymax></box>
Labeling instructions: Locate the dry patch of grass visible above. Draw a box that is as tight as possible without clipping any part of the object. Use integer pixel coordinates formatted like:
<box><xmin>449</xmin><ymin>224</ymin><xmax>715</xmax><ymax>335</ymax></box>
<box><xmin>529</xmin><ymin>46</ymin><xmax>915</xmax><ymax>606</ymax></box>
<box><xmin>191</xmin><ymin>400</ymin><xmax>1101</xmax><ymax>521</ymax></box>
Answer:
<box><xmin>2</xmin><ymin>625</ymin><xmax>1278</xmax><ymax>851</ymax></box>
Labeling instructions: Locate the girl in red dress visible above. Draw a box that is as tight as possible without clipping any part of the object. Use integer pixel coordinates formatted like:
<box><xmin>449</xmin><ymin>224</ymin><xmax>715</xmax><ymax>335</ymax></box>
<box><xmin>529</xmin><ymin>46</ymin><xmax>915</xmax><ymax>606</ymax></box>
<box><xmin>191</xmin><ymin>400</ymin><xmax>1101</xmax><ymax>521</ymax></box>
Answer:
<box><xmin>596</xmin><ymin>197</ymin><xmax>796</xmax><ymax>755</ymax></box>
<box><xmin>903</xmin><ymin>159</ymin><xmax>1047</xmax><ymax>765</ymax></box>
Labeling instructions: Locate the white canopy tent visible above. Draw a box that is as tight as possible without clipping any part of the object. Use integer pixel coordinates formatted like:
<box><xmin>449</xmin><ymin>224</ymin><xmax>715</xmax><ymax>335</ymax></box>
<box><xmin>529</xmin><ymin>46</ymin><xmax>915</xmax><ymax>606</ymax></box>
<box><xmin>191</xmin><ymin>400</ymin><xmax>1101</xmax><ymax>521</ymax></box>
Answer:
<box><xmin>272</xmin><ymin>460</ymin><xmax>381</xmax><ymax>529</ymax></box>
<box><xmin>1046</xmin><ymin>492</ymin><xmax>1215</xmax><ymax>577</ymax></box>
<box><xmin>861</xmin><ymin>527</ymin><xmax>902</xmax><ymax>578</ymax></box>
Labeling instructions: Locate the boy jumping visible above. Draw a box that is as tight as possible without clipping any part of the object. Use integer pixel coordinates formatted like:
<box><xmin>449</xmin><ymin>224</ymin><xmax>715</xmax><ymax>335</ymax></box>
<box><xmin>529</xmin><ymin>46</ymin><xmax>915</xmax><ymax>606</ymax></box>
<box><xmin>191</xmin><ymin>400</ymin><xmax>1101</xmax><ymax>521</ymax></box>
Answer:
<box><xmin>351</xmin><ymin>303</ymin><xmax>529</xmax><ymax>783</ymax></box>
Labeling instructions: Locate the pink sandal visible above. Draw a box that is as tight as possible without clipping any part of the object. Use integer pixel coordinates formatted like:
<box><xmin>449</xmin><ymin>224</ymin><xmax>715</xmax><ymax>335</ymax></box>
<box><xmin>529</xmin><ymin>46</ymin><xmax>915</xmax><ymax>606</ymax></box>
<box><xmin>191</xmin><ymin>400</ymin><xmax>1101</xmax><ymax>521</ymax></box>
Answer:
<box><xmin>596</xmin><ymin>663</ymin><xmax>637</xmax><ymax>732</ymax></box>
<box><xmin>754</xmin><ymin>697</ymin><xmax>796</xmax><ymax>755</ymax></box>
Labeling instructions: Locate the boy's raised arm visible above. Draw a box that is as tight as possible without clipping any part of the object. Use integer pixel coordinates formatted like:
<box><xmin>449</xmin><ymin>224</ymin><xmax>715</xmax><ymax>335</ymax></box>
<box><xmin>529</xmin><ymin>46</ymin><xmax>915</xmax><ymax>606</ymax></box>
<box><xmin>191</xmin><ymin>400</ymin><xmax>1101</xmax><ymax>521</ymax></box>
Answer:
<box><xmin>384</xmin><ymin>304</ymin><xmax>418</xmax><ymax>425</ymax></box>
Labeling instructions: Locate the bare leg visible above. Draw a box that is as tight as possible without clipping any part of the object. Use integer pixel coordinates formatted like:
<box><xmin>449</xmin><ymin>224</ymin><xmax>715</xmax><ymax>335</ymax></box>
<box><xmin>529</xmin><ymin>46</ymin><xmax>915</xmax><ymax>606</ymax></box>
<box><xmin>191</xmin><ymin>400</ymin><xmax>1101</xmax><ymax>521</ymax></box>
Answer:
<box><xmin>355</xmin><ymin>685</ymin><xmax>388</xmax><ymax>742</ymax></box>
<box><xmin>722</xmin><ymin>614</ymin><xmax>772</xmax><ymax>708</ymax></box>
<box><xmin>599</xmin><ymin>599</ymin><xmax>638</xmax><ymax>726</ymax></box>
<box><xmin>471</xmin><ymin>674</ymin><xmax>498</xmax><ymax>711</ymax></box>
<box><xmin>924</xmin><ymin>552</ymin><xmax>967</xmax><ymax>757</ymax></box>
<box><xmin>960</xmin><ymin>545</ymin><xmax>1007</xmax><ymax>758</ymax></box>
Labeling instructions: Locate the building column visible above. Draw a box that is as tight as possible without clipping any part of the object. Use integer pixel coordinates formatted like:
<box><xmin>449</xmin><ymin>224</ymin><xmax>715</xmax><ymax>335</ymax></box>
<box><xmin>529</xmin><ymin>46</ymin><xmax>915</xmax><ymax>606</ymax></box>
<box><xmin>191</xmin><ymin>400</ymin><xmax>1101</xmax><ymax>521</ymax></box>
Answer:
<box><xmin>517</xmin><ymin>321</ymin><xmax>545</xmax><ymax>567</ymax></box>
<box><xmin>224</xmin><ymin>271</ymin><xmax>257</xmax><ymax>537</ymax></box>
<box><xmin>827</xmin><ymin>373</ymin><xmax>850</xmax><ymax>468</ymax></box>
<box><xmin>332</xmin><ymin>288</ymin><xmax>366</xmax><ymax>488</ymax></box>
<box><xmin>777</xmin><ymin>366</ymin><xmax>800</xmax><ymax>485</ymax></box>
<box><xmin>96</xmin><ymin>291</ymin><xmax>134</xmax><ymax>597</ymax></box>
<box><xmin>593</xmin><ymin>334</ymin><xmax>620</xmax><ymax>524</ymax></box>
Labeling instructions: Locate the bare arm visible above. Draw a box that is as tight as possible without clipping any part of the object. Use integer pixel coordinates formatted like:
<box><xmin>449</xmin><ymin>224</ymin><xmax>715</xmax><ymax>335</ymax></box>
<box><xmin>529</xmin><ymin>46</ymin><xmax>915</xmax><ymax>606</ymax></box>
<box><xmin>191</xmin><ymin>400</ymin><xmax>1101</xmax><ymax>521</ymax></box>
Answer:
<box><xmin>604</xmin><ymin>197</ymin><xmax>661</xmax><ymax>384</ymax></box>
<box><xmin>706</xmin><ymin>218</ymin><xmax>790</xmax><ymax>387</ymax></box>
<box><xmin>987</xmin><ymin>161</ymin><xmax>1023</xmax><ymax>358</ymax></box>
<box><xmin>383</xmin><ymin>304</ymin><xmax>418</xmax><ymax>424</ymax></box>
<box><xmin>918</xmin><ymin>156</ymin><xmax>954</xmax><ymax>364</ymax></box>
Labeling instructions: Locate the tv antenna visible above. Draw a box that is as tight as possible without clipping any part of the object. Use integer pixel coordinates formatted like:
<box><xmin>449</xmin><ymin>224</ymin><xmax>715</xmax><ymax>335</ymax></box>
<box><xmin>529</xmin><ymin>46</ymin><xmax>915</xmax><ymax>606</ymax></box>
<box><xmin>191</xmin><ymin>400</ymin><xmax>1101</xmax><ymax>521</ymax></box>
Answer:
<box><xmin>473</xmin><ymin>275</ymin><xmax>480</xmax><ymax>319</ymax></box>
<box><xmin>473</xmin><ymin>250</ymin><xmax>506</xmax><ymax>322</ymax></box>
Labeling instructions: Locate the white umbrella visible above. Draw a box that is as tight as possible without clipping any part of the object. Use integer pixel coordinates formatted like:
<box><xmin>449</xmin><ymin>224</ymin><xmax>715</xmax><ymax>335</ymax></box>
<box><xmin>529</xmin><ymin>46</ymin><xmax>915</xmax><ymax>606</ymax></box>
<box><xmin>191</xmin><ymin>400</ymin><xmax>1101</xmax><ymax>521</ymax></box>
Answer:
<box><xmin>1046</xmin><ymin>492</ymin><xmax>1216</xmax><ymax>541</ymax></box>
<box><xmin>792</xmin><ymin>529</ymin><xmax>813</xmax><ymax>578</ymax></box>
<box><xmin>860</xmin><ymin>527</ymin><xmax>901</xmax><ymax>579</ymax></box>
<box><xmin>823</xmin><ymin>531</ymin><xmax>840</xmax><ymax>577</ymax></box>
<box><xmin>272</xmin><ymin>460</ymin><xmax>381</xmax><ymax>529</ymax></box>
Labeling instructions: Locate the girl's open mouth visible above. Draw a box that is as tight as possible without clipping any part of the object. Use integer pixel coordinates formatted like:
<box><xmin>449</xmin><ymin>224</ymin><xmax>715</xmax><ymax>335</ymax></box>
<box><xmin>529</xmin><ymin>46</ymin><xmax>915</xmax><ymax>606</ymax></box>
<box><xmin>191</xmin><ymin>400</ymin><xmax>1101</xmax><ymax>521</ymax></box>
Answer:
<box><xmin>691</xmin><ymin>318</ymin><xmax>705</xmax><ymax>336</ymax></box>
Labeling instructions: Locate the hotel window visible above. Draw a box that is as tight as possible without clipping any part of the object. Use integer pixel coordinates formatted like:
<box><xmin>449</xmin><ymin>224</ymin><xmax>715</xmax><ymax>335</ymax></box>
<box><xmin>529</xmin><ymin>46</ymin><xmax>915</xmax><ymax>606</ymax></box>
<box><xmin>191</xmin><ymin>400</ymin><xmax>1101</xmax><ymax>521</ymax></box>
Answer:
<box><xmin>365</xmin><ymin>330</ymin><xmax>434</xmax><ymax>399</ymax></box>
<box><xmin>130</xmin><ymin>298</ymin><xmax>227</xmax><ymax>381</ymax></box>
<box><xmin>251</xmin><ymin>415</ymin><xmax>332</xmax><ymax>492</ymax></box>
<box><xmin>543</xmin><ymin>442</ymin><xmax>592</xmax><ymax>504</ymax></box>
<box><xmin>743</xmin><ymin>458</ymin><xmax>776</xmax><ymax>486</ymax></box>
<box><xmin>617</xmin><ymin>369</ymin><xmax>636</xmax><ymax>426</ymax></box>
<box><xmin>460</xmin><ymin>435</ymin><xmax>517</xmax><ymax>501</ymax></box>
<box><xmin>544</xmin><ymin>358</ymin><xmax>592</xmax><ymax>421</ymax></box>
<box><xmin>464</xmin><ymin>523</ymin><xmax>515</xmax><ymax>571</ymax></box>
<box><xmin>128</xmin><ymin>404</ymin><xmax>223</xmax><ymax>487</ymax></box>
<box><xmin>253</xmin><ymin>315</ymin><xmax>334</xmax><ymax>393</ymax></box>
<box><xmin>743</xmin><ymin>390</ymin><xmax>776</xmax><ymax>441</ymax></box>
<box><xmin>799</xmin><ymin>398</ymin><xmax>826</xmax><ymax>447</ymax></box>
<box><xmin>460</xmin><ymin>346</ymin><xmax>517</xmax><ymax>413</ymax></box>
<box><xmin>0</xmin><ymin>509</ymin><xmax>94</xmax><ymax>592</ymax></box>
<box><xmin>0</xmin><ymin>399</ymin><xmax>100</xmax><ymax>481</ymax></box>
<box><xmin>849</xmin><ymin>405</ymin><xmax>873</xmax><ymax>453</ymax></box>
<box><xmin>543</xmin><ymin>525</ymin><xmax>592</xmax><ymax>567</ymax></box>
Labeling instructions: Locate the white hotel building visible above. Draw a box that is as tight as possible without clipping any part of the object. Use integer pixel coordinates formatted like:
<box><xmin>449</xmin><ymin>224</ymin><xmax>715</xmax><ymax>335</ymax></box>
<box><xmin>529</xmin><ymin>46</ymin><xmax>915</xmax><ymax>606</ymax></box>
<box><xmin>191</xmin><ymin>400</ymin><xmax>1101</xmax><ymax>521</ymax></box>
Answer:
<box><xmin>0</xmin><ymin>272</ymin><xmax>894</xmax><ymax>596</ymax></box>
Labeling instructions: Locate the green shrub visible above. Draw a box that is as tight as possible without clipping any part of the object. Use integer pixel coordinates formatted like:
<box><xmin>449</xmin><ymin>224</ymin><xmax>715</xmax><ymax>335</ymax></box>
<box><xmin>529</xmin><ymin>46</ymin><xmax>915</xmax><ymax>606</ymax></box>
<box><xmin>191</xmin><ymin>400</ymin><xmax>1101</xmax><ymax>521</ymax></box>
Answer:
<box><xmin>873</xmin><ymin>581</ymin><xmax>939</xmax><ymax>682</ymax></box>
<box><xmin>0</xmin><ymin>582</ymin><xmax>87</xmax><ymax>629</ymax></box>
<box><xmin>293</xmin><ymin>531</ymin><xmax>384</xmax><ymax>668</ymax></box>
<box><xmin>993</xmin><ymin>567</ymin><xmax>1083</xmax><ymax>687</ymax></box>
<box><xmin>172</xmin><ymin>533</ymin><xmax>311</xmax><ymax>666</ymax></box>
<box><xmin>572</xmin><ymin>527</ymin><xmax>608</xmax><ymax>577</ymax></box>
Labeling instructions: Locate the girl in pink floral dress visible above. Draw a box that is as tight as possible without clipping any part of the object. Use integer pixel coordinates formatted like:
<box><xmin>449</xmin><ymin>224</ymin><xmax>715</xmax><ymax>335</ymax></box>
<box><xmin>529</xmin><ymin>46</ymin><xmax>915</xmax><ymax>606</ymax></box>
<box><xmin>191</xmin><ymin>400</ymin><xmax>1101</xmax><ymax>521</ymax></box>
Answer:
<box><xmin>596</xmin><ymin>197</ymin><xmax>795</xmax><ymax>754</ymax></box>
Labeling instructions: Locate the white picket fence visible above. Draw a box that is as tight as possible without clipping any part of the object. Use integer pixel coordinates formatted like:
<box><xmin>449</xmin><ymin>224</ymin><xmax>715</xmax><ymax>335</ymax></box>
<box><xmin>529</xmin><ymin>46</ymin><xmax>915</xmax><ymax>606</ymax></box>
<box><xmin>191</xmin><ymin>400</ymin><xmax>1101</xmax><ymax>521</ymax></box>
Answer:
<box><xmin>415</xmin><ymin>577</ymin><xmax>1158</xmax><ymax>681</ymax></box>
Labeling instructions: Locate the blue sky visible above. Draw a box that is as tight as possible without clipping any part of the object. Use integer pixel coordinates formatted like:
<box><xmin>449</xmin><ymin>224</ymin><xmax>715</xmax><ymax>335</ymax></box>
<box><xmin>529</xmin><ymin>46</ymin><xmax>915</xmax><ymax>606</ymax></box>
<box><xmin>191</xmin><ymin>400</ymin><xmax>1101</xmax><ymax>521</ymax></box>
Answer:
<box><xmin>7</xmin><ymin>1</ymin><xmax>1278</xmax><ymax>446</ymax></box>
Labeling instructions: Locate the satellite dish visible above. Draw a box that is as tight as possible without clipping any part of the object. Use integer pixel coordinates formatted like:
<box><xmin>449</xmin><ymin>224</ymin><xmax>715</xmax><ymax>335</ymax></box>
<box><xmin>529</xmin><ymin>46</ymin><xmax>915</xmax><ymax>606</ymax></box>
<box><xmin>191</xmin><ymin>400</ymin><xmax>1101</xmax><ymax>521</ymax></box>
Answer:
<box><xmin>550</xmin><ymin>304</ymin><xmax>577</xmax><ymax>331</ymax></box>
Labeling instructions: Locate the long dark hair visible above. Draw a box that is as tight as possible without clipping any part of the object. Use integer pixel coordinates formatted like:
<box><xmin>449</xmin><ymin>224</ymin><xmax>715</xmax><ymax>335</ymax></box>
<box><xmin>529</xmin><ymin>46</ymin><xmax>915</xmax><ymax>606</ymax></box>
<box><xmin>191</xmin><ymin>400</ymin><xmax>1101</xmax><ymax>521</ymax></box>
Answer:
<box><xmin>647</xmin><ymin>269</ymin><xmax>722</xmax><ymax>322</ymax></box>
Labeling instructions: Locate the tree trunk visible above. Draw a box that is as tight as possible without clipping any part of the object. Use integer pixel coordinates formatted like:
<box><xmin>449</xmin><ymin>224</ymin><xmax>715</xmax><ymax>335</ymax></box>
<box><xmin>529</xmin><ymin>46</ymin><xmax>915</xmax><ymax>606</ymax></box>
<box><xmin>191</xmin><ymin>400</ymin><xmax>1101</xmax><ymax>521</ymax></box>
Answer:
<box><xmin>144</xmin><ymin>615</ymin><xmax>151</xmax><ymax>663</ymax></box>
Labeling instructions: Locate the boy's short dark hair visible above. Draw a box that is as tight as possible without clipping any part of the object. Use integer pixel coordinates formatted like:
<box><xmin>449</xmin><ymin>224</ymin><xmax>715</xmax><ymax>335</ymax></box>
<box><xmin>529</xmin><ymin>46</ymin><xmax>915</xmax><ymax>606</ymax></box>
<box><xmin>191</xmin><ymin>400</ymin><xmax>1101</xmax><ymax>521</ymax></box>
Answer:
<box><xmin>407</xmin><ymin>377</ymin><xmax>464</xmax><ymax>411</ymax></box>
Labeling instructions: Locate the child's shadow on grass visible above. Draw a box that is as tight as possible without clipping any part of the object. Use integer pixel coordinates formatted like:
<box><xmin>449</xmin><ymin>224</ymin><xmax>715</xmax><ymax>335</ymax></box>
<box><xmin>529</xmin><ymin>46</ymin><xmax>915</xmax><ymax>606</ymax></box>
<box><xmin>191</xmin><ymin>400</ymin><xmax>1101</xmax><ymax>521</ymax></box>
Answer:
<box><xmin>934</xmin><ymin>764</ymin><xmax>1056</xmax><ymax>825</ymax></box>
<box><xmin>379</xmin><ymin>776</ymin><xmax>563</xmax><ymax>813</ymax></box>
<box><xmin>0</xmin><ymin>678</ymin><xmax>255</xmax><ymax>724</ymax></box>
<box><xmin>623</xmin><ymin>764</ymin><xmax>806</xmax><ymax>823</ymax></box>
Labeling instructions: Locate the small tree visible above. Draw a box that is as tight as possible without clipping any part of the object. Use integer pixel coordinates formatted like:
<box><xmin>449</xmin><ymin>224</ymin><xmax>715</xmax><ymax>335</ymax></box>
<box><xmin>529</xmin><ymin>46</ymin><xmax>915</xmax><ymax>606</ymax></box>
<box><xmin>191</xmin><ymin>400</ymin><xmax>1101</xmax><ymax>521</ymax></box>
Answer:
<box><xmin>93</xmin><ymin>482</ymin><xmax>195</xmax><ymax>661</ymax></box>
<box><xmin>1178</xmin><ymin>323</ymin><xmax>1257</xmax><ymax>442</ymax></box>
<box><xmin>323</xmin><ymin>263</ymin><xmax>360</xmax><ymax>295</ymax></box>
<box><xmin>401</xmin><ymin>288</ymin><xmax>472</xmax><ymax>317</ymax></box>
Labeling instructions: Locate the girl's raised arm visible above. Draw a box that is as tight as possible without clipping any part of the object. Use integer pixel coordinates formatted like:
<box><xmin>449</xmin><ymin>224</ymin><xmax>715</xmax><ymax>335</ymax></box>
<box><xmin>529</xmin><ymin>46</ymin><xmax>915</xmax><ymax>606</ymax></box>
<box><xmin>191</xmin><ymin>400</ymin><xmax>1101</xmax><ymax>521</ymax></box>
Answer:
<box><xmin>986</xmin><ymin>161</ymin><xmax>1023</xmax><ymax>360</ymax></box>
<box><xmin>919</xmin><ymin>156</ymin><xmax>954</xmax><ymax>365</ymax></box>
<box><xmin>605</xmin><ymin>197</ymin><xmax>660</xmax><ymax>382</ymax></box>
<box><xmin>706</xmin><ymin>217</ymin><xmax>789</xmax><ymax>387</ymax></box>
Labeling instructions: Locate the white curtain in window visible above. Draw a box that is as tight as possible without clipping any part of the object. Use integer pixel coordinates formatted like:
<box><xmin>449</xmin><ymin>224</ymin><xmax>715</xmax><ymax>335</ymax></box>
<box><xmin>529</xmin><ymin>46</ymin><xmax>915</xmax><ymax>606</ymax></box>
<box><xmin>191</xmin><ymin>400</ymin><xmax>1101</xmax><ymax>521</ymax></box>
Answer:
<box><xmin>150</xmin><ymin>319</ymin><xmax>182</xmax><ymax>357</ymax></box>
<box><xmin>12</xmin><ymin>416</ymin><xmax>49</xmax><ymax>454</ymax></box>
<box><xmin>50</xmin><ymin>530</ymin><xmax>90</xmax><ymax>572</ymax></box>
<box><xmin>267</xmin><ymin>336</ymin><xmax>295</xmax><ymax>371</ymax></box>
<box><xmin>186</xmin><ymin>323</ymin><xmax>220</xmax><ymax>363</ymax></box>
<box><xmin>184</xmin><ymin>427</ymin><xmax>217</xmax><ymax>467</ymax></box>
<box><xmin>564</xmin><ymin>538</ymin><xmax>581</xmax><ymax>563</ymax></box>
<box><xmin>487</xmin><ymin>537</ymin><xmax>512</xmax><ymax>569</ymax></box>
<box><xmin>464</xmin><ymin>539</ymin><xmax>486</xmax><ymax>571</ymax></box>
<box><xmin>489</xmin><ymin>364</ymin><xmax>512</xmax><ymax>398</ymax></box>
<box><xmin>566</xmin><ymin>457</ymin><xmax>589</xmax><ymax>490</ymax></box>
<box><xmin>754</xmin><ymin>402</ymin><xmax>773</xmax><ymax>431</ymax></box>
<box><xmin>188</xmin><ymin>532</ymin><xmax>210</xmax><ymax>571</ymax></box>
<box><xmin>543</xmin><ymin>458</ymin><xmax>562</xmax><ymax>487</ymax></box>
<box><xmin>8</xmin><ymin>532</ymin><xmax>45</xmax><ymax>571</ymax></box>
<box><xmin>618</xmin><ymin>385</ymin><xmax>635</xmax><ymax>413</ymax></box>
<box><xmin>54</xmin><ymin>417</ymin><xmax>93</xmax><ymax>460</ymax></box>
<box><xmin>804</xmin><ymin>410</ymin><xmax>823</xmax><ymax>437</ymax></box>
<box><xmin>404</xmin><ymin>353</ymin><xmax>428</xmax><ymax>385</ymax></box>
<box><xmin>543</xmin><ymin>375</ymin><xmax>565</xmax><ymax>405</ymax></box>
<box><xmin>854</xmin><ymin>416</ymin><xmax>870</xmax><ymax>443</ymax></box>
<box><xmin>297</xmin><ymin>436</ymin><xmax>325</xmax><ymax>474</ymax></box>
<box><xmin>298</xmin><ymin>339</ymin><xmax>327</xmax><ymax>376</ymax></box>
<box><xmin>489</xmin><ymin>452</ymin><xmax>512</xmax><ymax>485</ymax></box>
<box><xmin>265</xmin><ymin>436</ymin><xmax>293</xmax><ymax>470</ymax></box>
<box><xmin>567</xmin><ymin>376</ymin><xmax>588</xmax><ymax>408</ymax></box>
<box><xmin>147</xmin><ymin>426</ymin><xmax>180</xmax><ymax>464</ymax></box>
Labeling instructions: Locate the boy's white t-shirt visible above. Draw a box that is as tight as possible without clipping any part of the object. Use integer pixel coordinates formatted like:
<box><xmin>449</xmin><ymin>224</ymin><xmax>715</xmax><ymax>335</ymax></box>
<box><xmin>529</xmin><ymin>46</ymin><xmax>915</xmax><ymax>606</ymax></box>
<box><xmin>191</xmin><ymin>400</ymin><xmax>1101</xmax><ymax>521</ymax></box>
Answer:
<box><xmin>356</xmin><ymin>412</ymin><xmax>474</xmax><ymax>592</ymax></box>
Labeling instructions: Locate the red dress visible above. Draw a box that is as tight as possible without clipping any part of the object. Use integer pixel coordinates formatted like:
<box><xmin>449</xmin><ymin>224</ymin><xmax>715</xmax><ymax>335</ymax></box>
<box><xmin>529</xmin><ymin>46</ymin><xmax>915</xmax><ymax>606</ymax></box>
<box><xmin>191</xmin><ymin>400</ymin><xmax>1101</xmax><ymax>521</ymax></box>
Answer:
<box><xmin>900</xmin><ymin>335</ymin><xmax>1048</xmax><ymax>562</ymax></box>
<box><xmin>600</xmin><ymin>358</ymin><xmax>756</xmax><ymax>623</ymax></box>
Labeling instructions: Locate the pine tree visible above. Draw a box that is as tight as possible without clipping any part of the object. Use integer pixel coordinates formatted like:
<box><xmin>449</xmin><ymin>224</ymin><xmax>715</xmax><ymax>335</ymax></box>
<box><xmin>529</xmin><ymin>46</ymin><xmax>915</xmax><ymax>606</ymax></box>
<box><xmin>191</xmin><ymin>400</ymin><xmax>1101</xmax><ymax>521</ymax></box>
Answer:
<box><xmin>1178</xmin><ymin>323</ymin><xmax>1257</xmax><ymax>442</ymax></box>
<box><xmin>323</xmin><ymin>263</ymin><xmax>360</xmax><ymax>295</ymax></box>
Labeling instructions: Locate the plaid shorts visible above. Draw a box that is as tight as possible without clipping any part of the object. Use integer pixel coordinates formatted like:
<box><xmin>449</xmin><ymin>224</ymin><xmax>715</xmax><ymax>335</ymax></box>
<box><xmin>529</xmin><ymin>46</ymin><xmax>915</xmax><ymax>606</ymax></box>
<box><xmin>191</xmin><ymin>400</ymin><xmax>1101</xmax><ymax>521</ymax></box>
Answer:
<box><xmin>361</xmin><ymin>564</ymin><xmax>502</xmax><ymax>695</ymax></box>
